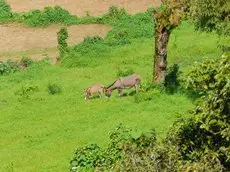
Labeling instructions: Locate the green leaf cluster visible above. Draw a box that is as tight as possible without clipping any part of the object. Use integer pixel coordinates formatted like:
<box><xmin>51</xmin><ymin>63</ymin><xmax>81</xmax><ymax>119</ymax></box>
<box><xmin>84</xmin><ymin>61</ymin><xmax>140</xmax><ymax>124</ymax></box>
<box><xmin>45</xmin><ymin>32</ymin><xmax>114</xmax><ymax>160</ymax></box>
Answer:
<box><xmin>170</xmin><ymin>53</ymin><xmax>230</xmax><ymax>169</ymax></box>
<box><xmin>188</xmin><ymin>0</ymin><xmax>230</xmax><ymax>35</ymax></box>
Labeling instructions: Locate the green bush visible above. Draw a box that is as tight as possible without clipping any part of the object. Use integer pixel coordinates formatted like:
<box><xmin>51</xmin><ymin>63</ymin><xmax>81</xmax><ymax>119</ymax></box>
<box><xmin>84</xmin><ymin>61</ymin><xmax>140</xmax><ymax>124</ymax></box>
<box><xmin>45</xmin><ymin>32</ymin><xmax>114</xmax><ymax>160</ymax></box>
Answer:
<box><xmin>0</xmin><ymin>57</ymin><xmax>34</xmax><ymax>76</ymax></box>
<box><xmin>61</xmin><ymin>36</ymin><xmax>111</xmax><ymax>67</ymax></box>
<box><xmin>102</xmin><ymin>6</ymin><xmax>129</xmax><ymax>24</ymax></box>
<box><xmin>0</xmin><ymin>0</ymin><xmax>13</xmax><ymax>21</ymax></box>
<box><xmin>57</xmin><ymin>27</ymin><xmax>69</xmax><ymax>59</ymax></box>
<box><xmin>19</xmin><ymin>56</ymin><xmax>33</xmax><ymax>68</ymax></box>
<box><xmin>47</xmin><ymin>83</ymin><xmax>62</xmax><ymax>95</ymax></box>
<box><xmin>104</xmin><ymin>8</ymin><xmax>154</xmax><ymax>46</ymax></box>
<box><xmin>0</xmin><ymin>60</ymin><xmax>18</xmax><ymax>75</ymax></box>
<box><xmin>169</xmin><ymin>53</ymin><xmax>230</xmax><ymax>169</ymax></box>
<box><xmin>21</xmin><ymin>6</ymin><xmax>78</xmax><ymax>27</ymax></box>
<box><xmin>82</xmin><ymin>36</ymin><xmax>104</xmax><ymax>44</ymax></box>
<box><xmin>70</xmin><ymin>124</ymin><xmax>156</xmax><ymax>171</ymax></box>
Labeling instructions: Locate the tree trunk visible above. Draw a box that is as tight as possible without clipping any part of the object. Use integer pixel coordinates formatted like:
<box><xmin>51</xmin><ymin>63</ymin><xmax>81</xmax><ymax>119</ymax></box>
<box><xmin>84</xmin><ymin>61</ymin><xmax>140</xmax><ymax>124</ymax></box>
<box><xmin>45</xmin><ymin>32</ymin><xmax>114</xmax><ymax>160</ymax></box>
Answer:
<box><xmin>153</xmin><ymin>26</ymin><xmax>171</xmax><ymax>83</ymax></box>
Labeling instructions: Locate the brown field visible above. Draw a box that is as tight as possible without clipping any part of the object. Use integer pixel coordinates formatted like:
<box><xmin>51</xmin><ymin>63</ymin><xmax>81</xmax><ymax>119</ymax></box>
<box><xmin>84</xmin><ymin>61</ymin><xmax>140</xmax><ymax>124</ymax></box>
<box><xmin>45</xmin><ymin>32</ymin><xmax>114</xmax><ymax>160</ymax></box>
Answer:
<box><xmin>1</xmin><ymin>0</ymin><xmax>161</xmax><ymax>61</ymax></box>
<box><xmin>0</xmin><ymin>24</ymin><xmax>110</xmax><ymax>61</ymax></box>
<box><xmin>7</xmin><ymin>0</ymin><xmax>161</xmax><ymax>16</ymax></box>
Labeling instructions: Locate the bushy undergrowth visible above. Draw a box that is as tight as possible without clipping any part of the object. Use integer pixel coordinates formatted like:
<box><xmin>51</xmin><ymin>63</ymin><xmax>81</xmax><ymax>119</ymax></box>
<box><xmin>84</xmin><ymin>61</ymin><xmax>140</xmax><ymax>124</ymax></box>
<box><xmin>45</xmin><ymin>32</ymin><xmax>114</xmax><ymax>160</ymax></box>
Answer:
<box><xmin>47</xmin><ymin>83</ymin><xmax>62</xmax><ymax>95</ymax></box>
<box><xmin>20</xmin><ymin>6</ymin><xmax>79</xmax><ymax>27</ymax></box>
<box><xmin>0</xmin><ymin>1</ymin><xmax>100</xmax><ymax>26</ymax></box>
<box><xmin>61</xmin><ymin>36</ymin><xmax>112</xmax><ymax>67</ymax></box>
<box><xmin>0</xmin><ymin>60</ymin><xmax>18</xmax><ymax>75</ymax></box>
<box><xmin>0</xmin><ymin>0</ymin><xmax>13</xmax><ymax>22</ymax></box>
<box><xmin>0</xmin><ymin>57</ymin><xmax>33</xmax><ymax>75</ymax></box>
<box><xmin>70</xmin><ymin>124</ymin><xmax>157</xmax><ymax>171</ymax></box>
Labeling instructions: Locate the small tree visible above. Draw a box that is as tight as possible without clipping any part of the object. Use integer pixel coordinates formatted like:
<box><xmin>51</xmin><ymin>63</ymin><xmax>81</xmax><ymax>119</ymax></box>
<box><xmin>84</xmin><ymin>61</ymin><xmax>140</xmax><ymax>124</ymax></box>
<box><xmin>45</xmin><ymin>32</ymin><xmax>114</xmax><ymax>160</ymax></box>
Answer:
<box><xmin>153</xmin><ymin>0</ymin><xmax>185</xmax><ymax>83</ymax></box>
<box><xmin>57</xmin><ymin>27</ymin><xmax>68</xmax><ymax>62</ymax></box>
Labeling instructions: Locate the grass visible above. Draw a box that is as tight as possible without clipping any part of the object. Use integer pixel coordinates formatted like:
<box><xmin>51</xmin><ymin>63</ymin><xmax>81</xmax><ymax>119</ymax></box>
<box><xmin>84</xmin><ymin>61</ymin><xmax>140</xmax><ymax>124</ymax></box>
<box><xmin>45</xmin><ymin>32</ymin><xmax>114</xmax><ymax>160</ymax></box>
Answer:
<box><xmin>0</xmin><ymin>64</ymin><xmax>193</xmax><ymax>172</ymax></box>
<box><xmin>1</xmin><ymin>5</ymin><xmax>229</xmax><ymax>172</ymax></box>
<box><xmin>0</xmin><ymin>23</ymin><xmax>224</xmax><ymax>171</ymax></box>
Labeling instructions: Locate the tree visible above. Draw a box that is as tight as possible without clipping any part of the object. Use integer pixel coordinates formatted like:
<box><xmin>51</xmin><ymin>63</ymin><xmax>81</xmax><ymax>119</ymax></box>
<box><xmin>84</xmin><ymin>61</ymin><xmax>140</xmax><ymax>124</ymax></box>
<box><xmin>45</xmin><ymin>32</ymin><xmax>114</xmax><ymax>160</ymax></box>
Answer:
<box><xmin>187</xmin><ymin>0</ymin><xmax>230</xmax><ymax>36</ymax></box>
<box><xmin>153</xmin><ymin>0</ymin><xmax>185</xmax><ymax>83</ymax></box>
<box><xmin>153</xmin><ymin>0</ymin><xmax>230</xmax><ymax>83</ymax></box>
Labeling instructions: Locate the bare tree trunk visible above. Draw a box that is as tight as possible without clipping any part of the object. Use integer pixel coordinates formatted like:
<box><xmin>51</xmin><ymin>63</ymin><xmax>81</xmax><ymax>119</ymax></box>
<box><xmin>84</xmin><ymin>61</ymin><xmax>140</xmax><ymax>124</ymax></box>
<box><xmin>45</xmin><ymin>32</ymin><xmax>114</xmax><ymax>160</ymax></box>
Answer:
<box><xmin>153</xmin><ymin>26</ymin><xmax>171</xmax><ymax>83</ymax></box>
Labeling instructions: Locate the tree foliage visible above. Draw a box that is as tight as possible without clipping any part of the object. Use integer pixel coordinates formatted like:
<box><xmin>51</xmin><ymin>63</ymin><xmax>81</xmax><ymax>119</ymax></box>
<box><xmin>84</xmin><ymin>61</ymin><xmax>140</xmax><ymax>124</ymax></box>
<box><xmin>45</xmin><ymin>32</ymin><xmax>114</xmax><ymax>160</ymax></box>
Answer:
<box><xmin>170</xmin><ymin>53</ymin><xmax>230</xmax><ymax>169</ymax></box>
<box><xmin>187</xmin><ymin>0</ymin><xmax>230</xmax><ymax>35</ymax></box>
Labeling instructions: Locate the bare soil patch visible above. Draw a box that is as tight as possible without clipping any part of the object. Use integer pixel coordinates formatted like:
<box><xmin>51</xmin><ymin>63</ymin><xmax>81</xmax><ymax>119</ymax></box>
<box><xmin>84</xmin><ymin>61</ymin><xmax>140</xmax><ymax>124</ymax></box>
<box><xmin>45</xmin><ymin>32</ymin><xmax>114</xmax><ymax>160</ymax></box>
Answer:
<box><xmin>7</xmin><ymin>0</ymin><xmax>161</xmax><ymax>16</ymax></box>
<box><xmin>1</xmin><ymin>0</ymin><xmax>161</xmax><ymax>61</ymax></box>
<box><xmin>0</xmin><ymin>24</ymin><xmax>111</xmax><ymax>61</ymax></box>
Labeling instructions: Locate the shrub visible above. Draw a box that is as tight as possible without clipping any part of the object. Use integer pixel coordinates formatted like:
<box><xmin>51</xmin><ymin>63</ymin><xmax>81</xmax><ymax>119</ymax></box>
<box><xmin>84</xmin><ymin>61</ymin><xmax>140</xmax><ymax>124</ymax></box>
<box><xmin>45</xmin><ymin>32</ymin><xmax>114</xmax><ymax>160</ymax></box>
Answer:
<box><xmin>82</xmin><ymin>36</ymin><xmax>103</xmax><ymax>44</ymax></box>
<box><xmin>47</xmin><ymin>83</ymin><xmax>62</xmax><ymax>95</ymax></box>
<box><xmin>102</xmin><ymin>6</ymin><xmax>128</xmax><ymax>24</ymax></box>
<box><xmin>61</xmin><ymin>36</ymin><xmax>111</xmax><ymax>67</ymax></box>
<box><xmin>57</xmin><ymin>27</ymin><xmax>69</xmax><ymax>59</ymax></box>
<box><xmin>21</xmin><ymin>6</ymin><xmax>78</xmax><ymax>27</ymax></box>
<box><xmin>0</xmin><ymin>57</ymin><xmax>34</xmax><ymax>76</ymax></box>
<box><xmin>0</xmin><ymin>60</ymin><xmax>18</xmax><ymax>75</ymax></box>
<box><xmin>168</xmin><ymin>53</ymin><xmax>230</xmax><ymax>169</ymax></box>
<box><xmin>19</xmin><ymin>56</ymin><xmax>33</xmax><ymax>68</ymax></box>
<box><xmin>0</xmin><ymin>0</ymin><xmax>12</xmax><ymax>20</ymax></box>
<box><xmin>70</xmin><ymin>124</ymin><xmax>152</xmax><ymax>171</ymax></box>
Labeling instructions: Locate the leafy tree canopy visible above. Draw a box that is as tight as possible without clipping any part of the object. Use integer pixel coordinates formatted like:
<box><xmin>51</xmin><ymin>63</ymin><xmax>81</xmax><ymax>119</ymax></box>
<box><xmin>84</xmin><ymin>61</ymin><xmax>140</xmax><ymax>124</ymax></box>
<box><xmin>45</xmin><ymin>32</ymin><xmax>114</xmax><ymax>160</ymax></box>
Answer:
<box><xmin>187</xmin><ymin>0</ymin><xmax>230</xmax><ymax>35</ymax></box>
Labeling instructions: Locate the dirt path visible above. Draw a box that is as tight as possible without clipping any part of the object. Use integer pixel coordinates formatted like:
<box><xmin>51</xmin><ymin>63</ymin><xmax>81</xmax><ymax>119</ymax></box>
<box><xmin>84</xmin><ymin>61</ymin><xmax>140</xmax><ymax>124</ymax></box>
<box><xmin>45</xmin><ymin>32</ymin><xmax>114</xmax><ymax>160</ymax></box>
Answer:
<box><xmin>7</xmin><ymin>0</ymin><xmax>161</xmax><ymax>16</ymax></box>
<box><xmin>0</xmin><ymin>24</ymin><xmax>111</xmax><ymax>61</ymax></box>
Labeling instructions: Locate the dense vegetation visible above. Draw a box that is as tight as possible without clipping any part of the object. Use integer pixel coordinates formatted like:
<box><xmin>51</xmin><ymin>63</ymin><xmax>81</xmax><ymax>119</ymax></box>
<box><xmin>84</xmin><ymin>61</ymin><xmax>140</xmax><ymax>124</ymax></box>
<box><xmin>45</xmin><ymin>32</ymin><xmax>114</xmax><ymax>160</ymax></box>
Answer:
<box><xmin>187</xmin><ymin>0</ymin><xmax>230</xmax><ymax>36</ymax></box>
<box><xmin>0</xmin><ymin>0</ymin><xmax>229</xmax><ymax>171</ymax></box>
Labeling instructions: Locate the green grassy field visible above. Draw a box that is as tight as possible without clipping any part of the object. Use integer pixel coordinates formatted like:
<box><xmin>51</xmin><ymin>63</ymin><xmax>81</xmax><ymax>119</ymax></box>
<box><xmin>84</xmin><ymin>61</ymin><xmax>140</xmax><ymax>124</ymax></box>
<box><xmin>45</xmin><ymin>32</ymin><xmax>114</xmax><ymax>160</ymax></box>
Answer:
<box><xmin>0</xmin><ymin>20</ymin><xmax>226</xmax><ymax>171</ymax></box>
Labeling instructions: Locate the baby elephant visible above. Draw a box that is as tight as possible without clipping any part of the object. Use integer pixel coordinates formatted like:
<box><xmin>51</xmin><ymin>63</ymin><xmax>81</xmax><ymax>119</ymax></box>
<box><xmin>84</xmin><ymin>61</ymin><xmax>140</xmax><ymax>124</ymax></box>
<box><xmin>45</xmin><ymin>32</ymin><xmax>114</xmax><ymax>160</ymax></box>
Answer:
<box><xmin>84</xmin><ymin>84</ymin><xmax>105</xmax><ymax>100</ymax></box>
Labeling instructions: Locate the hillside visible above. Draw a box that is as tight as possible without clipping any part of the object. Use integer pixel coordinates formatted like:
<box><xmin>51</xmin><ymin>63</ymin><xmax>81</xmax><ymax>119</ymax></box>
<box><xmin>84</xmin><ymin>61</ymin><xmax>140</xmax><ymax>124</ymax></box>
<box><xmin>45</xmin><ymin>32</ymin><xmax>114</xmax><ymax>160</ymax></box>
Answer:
<box><xmin>0</xmin><ymin>0</ymin><xmax>229</xmax><ymax>171</ymax></box>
